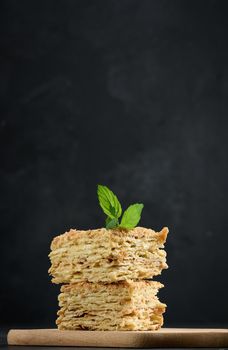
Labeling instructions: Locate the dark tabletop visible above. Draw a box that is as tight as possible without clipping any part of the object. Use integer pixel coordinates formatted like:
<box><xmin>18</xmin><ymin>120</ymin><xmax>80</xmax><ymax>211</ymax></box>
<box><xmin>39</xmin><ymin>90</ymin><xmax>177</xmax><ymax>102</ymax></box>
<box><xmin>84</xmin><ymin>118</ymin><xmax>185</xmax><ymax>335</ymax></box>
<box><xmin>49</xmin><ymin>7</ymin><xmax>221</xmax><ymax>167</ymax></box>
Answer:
<box><xmin>2</xmin><ymin>347</ymin><xmax>228</xmax><ymax>350</ymax></box>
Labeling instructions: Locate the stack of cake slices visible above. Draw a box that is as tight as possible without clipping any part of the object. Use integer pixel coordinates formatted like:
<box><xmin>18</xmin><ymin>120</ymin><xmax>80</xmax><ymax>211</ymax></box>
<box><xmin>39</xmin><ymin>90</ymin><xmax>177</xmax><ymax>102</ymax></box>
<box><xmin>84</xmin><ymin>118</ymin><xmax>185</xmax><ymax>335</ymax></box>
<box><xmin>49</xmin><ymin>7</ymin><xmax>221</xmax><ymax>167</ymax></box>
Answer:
<box><xmin>49</xmin><ymin>226</ymin><xmax>168</xmax><ymax>331</ymax></box>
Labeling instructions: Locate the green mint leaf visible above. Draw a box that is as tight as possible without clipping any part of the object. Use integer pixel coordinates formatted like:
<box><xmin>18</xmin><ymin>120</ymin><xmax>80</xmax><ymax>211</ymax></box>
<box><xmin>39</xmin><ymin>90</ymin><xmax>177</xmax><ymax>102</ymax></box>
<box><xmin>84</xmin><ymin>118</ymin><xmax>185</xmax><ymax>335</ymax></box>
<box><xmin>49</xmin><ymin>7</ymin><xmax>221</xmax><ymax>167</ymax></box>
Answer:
<box><xmin>106</xmin><ymin>217</ymin><xmax>119</xmax><ymax>229</ymax></box>
<box><xmin>120</xmin><ymin>203</ymin><xmax>144</xmax><ymax>229</ymax></box>
<box><xmin>105</xmin><ymin>217</ymin><xmax>112</xmax><ymax>226</ymax></box>
<box><xmin>106</xmin><ymin>216</ymin><xmax>119</xmax><ymax>229</ymax></box>
<box><xmin>97</xmin><ymin>185</ymin><xmax>122</xmax><ymax>219</ymax></box>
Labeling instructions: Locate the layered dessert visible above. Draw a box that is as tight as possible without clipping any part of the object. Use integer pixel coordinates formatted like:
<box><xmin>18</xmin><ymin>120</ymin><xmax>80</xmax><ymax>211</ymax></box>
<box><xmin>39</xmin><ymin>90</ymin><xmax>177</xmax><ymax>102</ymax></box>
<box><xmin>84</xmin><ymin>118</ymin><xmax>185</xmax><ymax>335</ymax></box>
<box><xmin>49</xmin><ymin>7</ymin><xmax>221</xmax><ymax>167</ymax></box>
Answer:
<box><xmin>49</xmin><ymin>227</ymin><xmax>168</xmax><ymax>284</ymax></box>
<box><xmin>57</xmin><ymin>280</ymin><xmax>166</xmax><ymax>331</ymax></box>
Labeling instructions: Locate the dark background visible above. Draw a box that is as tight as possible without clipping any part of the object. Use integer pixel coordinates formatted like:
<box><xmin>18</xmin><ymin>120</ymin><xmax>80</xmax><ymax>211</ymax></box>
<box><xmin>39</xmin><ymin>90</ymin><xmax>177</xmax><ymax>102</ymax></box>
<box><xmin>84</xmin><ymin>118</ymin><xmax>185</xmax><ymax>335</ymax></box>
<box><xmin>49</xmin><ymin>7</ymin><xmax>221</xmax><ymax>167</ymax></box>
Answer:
<box><xmin>1</xmin><ymin>0</ymin><xmax>228</xmax><ymax>328</ymax></box>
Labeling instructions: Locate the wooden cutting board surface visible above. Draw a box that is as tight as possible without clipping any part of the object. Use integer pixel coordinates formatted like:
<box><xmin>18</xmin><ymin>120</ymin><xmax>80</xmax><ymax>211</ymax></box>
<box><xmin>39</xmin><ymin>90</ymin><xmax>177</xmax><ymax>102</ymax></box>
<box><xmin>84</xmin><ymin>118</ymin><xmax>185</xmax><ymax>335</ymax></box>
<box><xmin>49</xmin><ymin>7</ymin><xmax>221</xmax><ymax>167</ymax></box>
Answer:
<box><xmin>7</xmin><ymin>328</ymin><xmax>228</xmax><ymax>348</ymax></box>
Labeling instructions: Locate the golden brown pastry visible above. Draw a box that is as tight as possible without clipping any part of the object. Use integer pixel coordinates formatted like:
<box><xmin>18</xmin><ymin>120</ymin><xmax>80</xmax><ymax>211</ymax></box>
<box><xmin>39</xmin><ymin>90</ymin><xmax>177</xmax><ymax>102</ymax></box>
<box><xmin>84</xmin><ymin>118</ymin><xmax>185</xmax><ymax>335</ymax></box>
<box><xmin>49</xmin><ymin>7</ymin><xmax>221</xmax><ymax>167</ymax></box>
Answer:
<box><xmin>57</xmin><ymin>280</ymin><xmax>166</xmax><ymax>331</ymax></box>
<box><xmin>49</xmin><ymin>226</ymin><xmax>168</xmax><ymax>284</ymax></box>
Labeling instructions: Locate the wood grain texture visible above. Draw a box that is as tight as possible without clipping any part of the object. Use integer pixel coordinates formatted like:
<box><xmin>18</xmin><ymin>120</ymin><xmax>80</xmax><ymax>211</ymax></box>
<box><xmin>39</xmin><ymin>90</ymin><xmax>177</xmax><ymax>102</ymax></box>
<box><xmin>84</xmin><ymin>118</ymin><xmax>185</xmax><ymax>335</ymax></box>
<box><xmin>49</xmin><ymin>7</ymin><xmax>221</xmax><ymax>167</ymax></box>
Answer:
<box><xmin>7</xmin><ymin>328</ymin><xmax>228</xmax><ymax>348</ymax></box>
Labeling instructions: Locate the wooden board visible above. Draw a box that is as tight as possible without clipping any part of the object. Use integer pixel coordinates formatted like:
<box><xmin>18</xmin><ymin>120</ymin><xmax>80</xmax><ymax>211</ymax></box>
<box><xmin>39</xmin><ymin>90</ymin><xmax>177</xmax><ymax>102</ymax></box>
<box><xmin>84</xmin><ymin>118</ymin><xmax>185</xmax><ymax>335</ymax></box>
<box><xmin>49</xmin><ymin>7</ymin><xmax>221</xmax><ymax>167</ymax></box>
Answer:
<box><xmin>7</xmin><ymin>328</ymin><xmax>228</xmax><ymax>348</ymax></box>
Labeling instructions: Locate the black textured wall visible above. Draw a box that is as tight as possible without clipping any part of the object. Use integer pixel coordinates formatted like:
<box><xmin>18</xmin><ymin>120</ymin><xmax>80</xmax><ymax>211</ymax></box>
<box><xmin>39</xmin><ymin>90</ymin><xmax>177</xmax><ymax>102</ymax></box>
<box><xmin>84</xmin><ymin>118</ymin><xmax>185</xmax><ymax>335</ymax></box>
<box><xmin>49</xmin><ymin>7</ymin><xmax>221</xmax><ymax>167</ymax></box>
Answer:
<box><xmin>1</xmin><ymin>0</ymin><xmax>228</xmax><ymax>328</ymax></box>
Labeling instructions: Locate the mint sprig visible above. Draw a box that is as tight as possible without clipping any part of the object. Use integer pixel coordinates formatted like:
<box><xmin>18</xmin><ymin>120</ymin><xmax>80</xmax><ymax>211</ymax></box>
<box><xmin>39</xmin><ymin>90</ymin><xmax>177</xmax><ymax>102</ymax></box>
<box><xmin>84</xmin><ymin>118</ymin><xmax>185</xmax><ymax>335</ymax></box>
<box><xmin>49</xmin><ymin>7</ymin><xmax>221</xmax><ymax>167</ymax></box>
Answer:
<box><xmin>97</xmin><ymin>185</ymin><xmax>122</xmax><ymax>219</ymax></box>
<box><xmin>120</xmin><ymin>203</ymin><xmax>144</xmax><ymax>229</ymax></box>
<box><xmin>97</xmin><ymin>184</ymin><xmax>144</xmax><ymax>229</ymax></box>
<box><xmin>106</xmin><ymin>217</ymin><xmax>119</xmax><ymax>229</ymax></box>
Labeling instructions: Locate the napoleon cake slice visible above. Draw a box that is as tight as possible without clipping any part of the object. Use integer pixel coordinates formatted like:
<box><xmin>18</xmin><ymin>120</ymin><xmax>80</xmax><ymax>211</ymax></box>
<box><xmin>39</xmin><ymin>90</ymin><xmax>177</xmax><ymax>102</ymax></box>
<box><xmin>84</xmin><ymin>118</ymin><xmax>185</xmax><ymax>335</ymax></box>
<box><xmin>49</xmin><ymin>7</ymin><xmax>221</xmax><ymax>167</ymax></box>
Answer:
<box><xmin>48</xmin><ymin>226</ymin><xmax>168</xmax><ymax>284</ymax></box>
<box><xmin>56</xmin><ymin>280</ymin><xmax>166</xmax><ymax>331</ymax></box>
